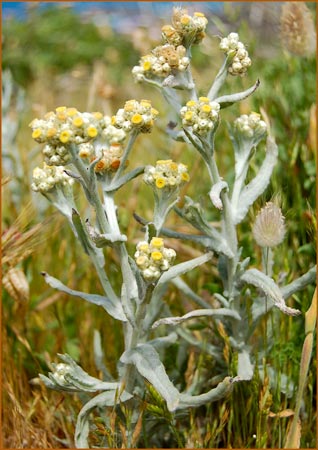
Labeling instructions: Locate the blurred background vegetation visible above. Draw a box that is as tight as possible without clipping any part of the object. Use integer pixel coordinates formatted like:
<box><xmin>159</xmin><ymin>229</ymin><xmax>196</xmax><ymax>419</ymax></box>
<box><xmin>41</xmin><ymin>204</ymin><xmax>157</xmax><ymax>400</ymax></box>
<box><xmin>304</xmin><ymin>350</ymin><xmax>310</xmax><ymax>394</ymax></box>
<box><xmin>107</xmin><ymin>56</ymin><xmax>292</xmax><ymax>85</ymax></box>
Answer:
<box><xmin>2</xmin><ymin>2</ymin><xmax>316</xmax><ymax>448</ymax></box>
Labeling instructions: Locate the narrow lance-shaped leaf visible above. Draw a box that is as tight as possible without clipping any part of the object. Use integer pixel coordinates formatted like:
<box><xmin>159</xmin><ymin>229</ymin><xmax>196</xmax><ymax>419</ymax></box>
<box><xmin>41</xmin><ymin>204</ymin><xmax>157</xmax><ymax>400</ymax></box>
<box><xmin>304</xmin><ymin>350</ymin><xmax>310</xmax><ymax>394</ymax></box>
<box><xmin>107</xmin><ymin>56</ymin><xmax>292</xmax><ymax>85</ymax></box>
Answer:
<box><xmin>120</xmin><ymin>344</ymin><xmax>180</xmax><ymax>411</ymax></box>
<box><xmin>152</xmin><ymin>308</ymin><xmax>241</xmax><ymax>329</ymax></box>
<box><xmin>104</xmin><ymin>166</ymin><xmax>145</xmax><ymax>192</ymax></box>
<box><xmin>75</xmin><ymin>390</ymin><xmax>133</xmax><ymax>448</ymax></box>
<box><xmin>41</xmin><ymin>272</ymin><xmax>127</xmax><ymax>322</ymax></box>
<box><xmin>241</xmin><ymin>268</ymin><xmax>301</xmax><ymax>316</ymax></box>
<box><xmin>233</xmin><ymin>136</ymin><xmax>278</xmax><ymax>224</ymax></box>
<box><xmin>178</xmin><ymin>376</ymin><xmax>238</xmax><ymax>409</ymax></box>
<box><xmin>156</xmin><ymin>252</ymin><xmax>213</xmax><ymax>288</ymax></box>
<box><xmin>214</xmin><ymin>79</ymin><xmax>260</xmax><ymax>109</ymax></box>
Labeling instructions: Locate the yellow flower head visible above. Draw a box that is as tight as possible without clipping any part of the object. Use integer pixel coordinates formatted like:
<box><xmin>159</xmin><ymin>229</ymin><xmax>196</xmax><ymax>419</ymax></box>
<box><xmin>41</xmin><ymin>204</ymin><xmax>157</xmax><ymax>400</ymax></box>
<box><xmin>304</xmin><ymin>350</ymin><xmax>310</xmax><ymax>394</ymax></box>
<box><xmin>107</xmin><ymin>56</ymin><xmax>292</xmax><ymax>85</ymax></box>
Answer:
<box><xmin>73</xmin><ymin>116</ymin><xmax>84</xmax><ymax>127</ymax></box>
<box><xmin>136</xmin><ymin>255</ymin><xmax>148</xmax><ymax>266</ymax></box>
<box><xmin>32</xmin><ymin>128</ymin><xmax>42</xmax><ymax>139</ymax></box>
<box><xmin>181</xmin><ymin>15</ymin><xmax>191</xmax><ymax>25</ymax></box>
<box><xmin>59</xmin><ymin>130</ymin><xmax>71</xmax><ymax>144</ymax></box>
<box><xmin>201</xmin><ymin>104</ymin><xmax>212</xmax><ymax>113</ymax></box>
<box><xmin>143</xmin><ymin>61</ymin><xmax>152</xmax><ymax>71</ymax></box>
<box><xmin>86</xmin><ymin>126</ymin><xmax>98</xmax><ymax>138</ymax></box>
<box><xmin>155</xmin><ymin>178</ymin><xmax>166</xmax><ymax>189</ymax></box>
<box><xmin>93</xmin><ymin>112</ymin><xmax>103</xmax><ymax>120</ymax></box>
<box><xmin>151</xmin><ymin>251</ymin><xmax>163</xmax><ymax>261</ymax></box>
<box><xmin>194</xmin><ymin>12</ymin><xmax>205</xmax><ymax>17</ymax></box>
<box><xmin>66</xmin><ymin>108</ymin><xmax>78</xmax><ymax>117</ymax></box>
<box><xmin>186</xmin><ymin>100</ymin><xmax>196</xmax><ymax>107</ymax></box>
<box><xmin>199</xmin><ymin>96</ymin><xmax>210</xmax><ymax>103</ymax></box>
<box><xmin>181</xmin><ymin>172</ymin><xmax>190</xmax><ymax>182</ymax></box>
<box><xmin>139</xmin><ymin>243</ymin><xmax>149</xmax><ymax>252</ymax></box>
<box><xmin>185</xmin><ymin>111</ymin><xmax>194</xmax><ymax>121</ymax></box>
<box><xmin>131</xmin><ymin>114</ymin><xmax>143</xmax><ymax>125</ymax></box>
<box><xmin>56</xmin><ymin>106</ymin><xmax>67</xmax><ymax>113</ymax></box>
<box><xmin>157</xmin><ymin>159</ymin><xmax>172</xmax><ymax>165</ymax></box>
<box><xmin>151</xmin><ymin>237</ymin><xmax>164</xmax><ymax>248</ymax></box>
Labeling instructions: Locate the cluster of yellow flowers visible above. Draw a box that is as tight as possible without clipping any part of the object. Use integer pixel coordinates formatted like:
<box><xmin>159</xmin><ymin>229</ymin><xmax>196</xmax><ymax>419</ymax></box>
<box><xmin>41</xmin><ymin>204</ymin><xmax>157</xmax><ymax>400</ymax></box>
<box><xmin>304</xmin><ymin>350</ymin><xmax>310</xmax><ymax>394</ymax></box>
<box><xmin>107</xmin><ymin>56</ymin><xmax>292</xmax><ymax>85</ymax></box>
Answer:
<box><xmin>111</xmin><ymin>99</ymin><xmax>159</xmax><ymax>133</ymax></box>
<box><xmin>162</xmin><ymin>7</ymin><xmax>208</xmax><ymax>46</ymax></box>
<box><xmin>132</xmin><ymin>8</ymin><xmax>208</xmax><ymax>83</ymax></box>
<box><xmin>132</xmin><ymin>44</ymin><xmax>190</xmax><ymax>81</ymax></box>
<box><xmin>233</xmin><ymin>112</ymin><xmax>267</xmax><ymax>139</ymax></box>
<box><xmin>219</xmin><ymin>32</ymin><xmax>251</xmax><ymax>76</ymax></box>
<box><xmin>93</xmin><ymin>143</ymin><xmax>124</xmax><ymax>173</ymax></box>
<box><xmin>143</xmin><ymin>159</ymin><xmax>190</xmax><ymax>190</ymax></box>
<box><xmin>180</xmin><ymin>97</ymin><xmax>220</xmax><ymax>136</ymax></box>
<box><xmin>134</xmin><ymin>237</ymin><xmax>176</xmax><ymax>282</ymax></box>
<box><xmin>29</xmin><ymin>107</ymin><xmax>108</xmax><ymax>165</ymax></box>
<box><xmin>31</xmin><ymin>163</ymin><xmax>74</xmax><ymax>193</ymax></box>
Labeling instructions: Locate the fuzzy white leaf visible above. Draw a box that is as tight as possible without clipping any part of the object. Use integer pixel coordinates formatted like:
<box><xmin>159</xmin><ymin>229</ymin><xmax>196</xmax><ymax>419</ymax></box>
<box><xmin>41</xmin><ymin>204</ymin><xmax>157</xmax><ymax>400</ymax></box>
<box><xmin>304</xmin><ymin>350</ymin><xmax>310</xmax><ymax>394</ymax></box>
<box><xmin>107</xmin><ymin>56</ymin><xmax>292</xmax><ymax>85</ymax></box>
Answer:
<box><xmin>233</xmin><ymin>136</ymin><xmax>278</xmax><ymax>224</ymax></box>
<box><xmin>209</xmin><ymin>180</ymin><xmax>228</xmax><ymax>210</ymax></box>
<box><xmin>152</xmin><ymin>308</ymin><xmax>241</xmax><ymax>329</ymax></box>
<box><xmin>178</xmin><ymin>376</ymin><xmax>237</xmax><ymax>409</ymax></box>
<box><xmin>120</xmin><ymin>344</ymin><xmax>180</xmax><ymax>411</ymax></box>
<box><xmin>42</xmin><ymin>272</ymin><xmax>127</xmax><ymax>322</ymax></box>
<box><xmin>241</xmin><ymin>268</ymin><xmax>301</xmax><ymax>316</ymax></box>
<box><xmin>156</xmin><ymin>252</ymin><xmax>213</xmax><ymax>288</ymax></box>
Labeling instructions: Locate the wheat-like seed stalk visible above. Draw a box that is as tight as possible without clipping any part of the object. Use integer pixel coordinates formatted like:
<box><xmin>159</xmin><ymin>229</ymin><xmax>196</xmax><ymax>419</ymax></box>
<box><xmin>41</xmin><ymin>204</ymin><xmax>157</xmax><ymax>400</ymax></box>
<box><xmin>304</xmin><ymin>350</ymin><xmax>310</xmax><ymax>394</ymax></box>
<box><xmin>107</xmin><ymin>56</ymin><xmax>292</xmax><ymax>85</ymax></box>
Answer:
<box><xmin>280</xmin><ymin>2</ymin><xmax>316</xmax><ymax>56</ymax></box>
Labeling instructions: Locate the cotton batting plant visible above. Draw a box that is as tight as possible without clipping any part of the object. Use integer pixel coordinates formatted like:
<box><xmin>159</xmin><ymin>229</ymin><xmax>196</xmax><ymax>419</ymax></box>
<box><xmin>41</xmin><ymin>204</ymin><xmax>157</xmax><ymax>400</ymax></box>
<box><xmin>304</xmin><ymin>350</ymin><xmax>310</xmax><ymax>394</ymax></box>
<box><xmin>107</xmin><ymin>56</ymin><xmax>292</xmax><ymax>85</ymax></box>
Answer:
<box><xmin>30</xmin><ymin>7</ymin><xmax>316</xmax><ymax>448</ymax></box>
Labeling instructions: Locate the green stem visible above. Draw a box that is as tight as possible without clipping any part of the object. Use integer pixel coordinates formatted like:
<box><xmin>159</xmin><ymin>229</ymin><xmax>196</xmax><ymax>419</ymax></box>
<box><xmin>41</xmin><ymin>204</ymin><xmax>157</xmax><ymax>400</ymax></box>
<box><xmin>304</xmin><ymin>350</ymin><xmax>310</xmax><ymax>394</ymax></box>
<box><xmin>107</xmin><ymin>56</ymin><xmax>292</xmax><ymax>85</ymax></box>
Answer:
<box><xmin>112</xmin><ymin>131</ymin><xmax>138</xmax><ymax>183</ymax></box>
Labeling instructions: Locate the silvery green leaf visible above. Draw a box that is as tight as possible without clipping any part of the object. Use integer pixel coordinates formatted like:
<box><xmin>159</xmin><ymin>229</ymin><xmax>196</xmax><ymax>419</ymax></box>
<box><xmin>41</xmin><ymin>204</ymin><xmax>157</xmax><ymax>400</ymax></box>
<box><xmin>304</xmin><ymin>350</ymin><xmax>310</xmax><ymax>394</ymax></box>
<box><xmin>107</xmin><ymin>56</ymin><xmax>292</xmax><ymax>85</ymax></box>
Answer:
<box><xmin>208</xmin><ymin>56</ymin><xmax>229</xmax><ymax>100</ymax></box>
<box><xmin>152</xmin><ymin>307</ymin><xmax>241</xmax><ymax>329</ymax></box>
<box><xmin>41</xmin><ymin>272</ymin><xmax>127</xmax><ymax>322</ymax></box>
<box><xmin>120</xmin><ymin>344</ymin><xmax>180</xmax><ymax>411</ymax></box>
<box><xmin>120</xmin><ymin>283</ymin><xmax>137</xmax><ymax>327</ymax></box>
<box><xmin>233</xmin><ymin>136</ymin><xmax>278</xmax><ymax>224</ymax></box>
<box><xmin>237</xmin><ymin>349</ymin><xmax>254</xmax><ymax>380</ymax></box>
<box><xmin>93</xmin><ymin>330</ymin><xmax>114</xmax><ymax>381</ymax></box>
<box><xmin>147</xmin><ymin>332</ymin><xmax>178</xmax><ymax>350</ymax></box>
<box><xmin>128</xmin><ymin>256</ymin><xmax>147</xmax><ymax>301</ymax></box>
<box><xmin>156</xmin><ymin>252</ymin><xmax>213</xmax><ymax>288</ymax></box>
<box><xmin>281</xmin><ymin>265</ymin><xmax>316</xmax><ymax>300</ymax></box>
<box><xmin>214</xmin><ymin>79</ymin><xmax>260</xmax><ymax>109</ymax></box>
<box><xmin>241</xmin><ymin>268</ymin><xmax>301</xmax><ymax>316</ymax></box>
<box><xmin>209</xmin><ymin>180</ymin><xmax>228</xmax><ymax>210</ymax></box>
<box><xmin>104</xmin><ymin>166</ymin><xmax>145</xmax><ymax>192</ymax></box>
<box><xmin>75</xmin><ymin>390</ymin><xmax>133</xmax><ymax>448</ymax></box>
<box><xmin>178</xmin><ymin>376</ymin><xmax>237</xmax><ymax>409</ymax></box>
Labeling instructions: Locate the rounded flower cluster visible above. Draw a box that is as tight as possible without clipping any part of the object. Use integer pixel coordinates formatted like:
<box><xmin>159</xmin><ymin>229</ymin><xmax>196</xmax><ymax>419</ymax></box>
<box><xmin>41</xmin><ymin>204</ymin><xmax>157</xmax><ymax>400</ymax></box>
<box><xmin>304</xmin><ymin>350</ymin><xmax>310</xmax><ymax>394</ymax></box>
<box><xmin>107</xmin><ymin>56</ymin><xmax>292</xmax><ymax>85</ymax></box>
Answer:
<box><xmin>252</xmin><ymin>202</ymin><xmax>286</xmax><ymax>248</ymax></box>
<box><xmin>219</xmin><ymin>32</ymin><xmax>251</xmax><ymax>76</ymax></box>
<box><xmin>111</xmin><ymin>99</ymin><xmax>159</xmax><ymax>133</ymax></box>
<box><xmin>180</xmin><ymin>97</ymin><xmax>220</xmax><ymax>136</ymax></box>
<box><xmin>134</xmin><ymin>237</ymin><xmax>176</xmax><ymax>282</ymax></box>
<box><xmin>143</xmin><ymin>159</ymin><xmax>190</xmax><ymax>190</ymax></box>
<box><xmin>29</xmin><ymin>107</ymin><xmax>109</xmax><ymax>165</ymax></box>
<box><xmin>52</xmin><ymin>363</ymin><xmax>72</xmax><ymax>386</ymax></box>
<box><xmin>234</xmin><ymin>112</ymin><xmax>267</xmax><ymax>140</ymax></box>
<box><xmin>132</xmin><ymin>44</ymin><xmax>190</xmax><ymax>81</ymax></box>
<box><xmin>93</xmin><ymin>143</ymin><xmax>124</xmax><ymax>173</ymax></box>
<box><xmin>31</xmin><ymin>163</ymin><xmax>74</xmax><ymax>193</ymax></box>
<box><xmin>162</xmin><ymin>8</ymin><xmax>208</xmax><ymax>46</ymax></box>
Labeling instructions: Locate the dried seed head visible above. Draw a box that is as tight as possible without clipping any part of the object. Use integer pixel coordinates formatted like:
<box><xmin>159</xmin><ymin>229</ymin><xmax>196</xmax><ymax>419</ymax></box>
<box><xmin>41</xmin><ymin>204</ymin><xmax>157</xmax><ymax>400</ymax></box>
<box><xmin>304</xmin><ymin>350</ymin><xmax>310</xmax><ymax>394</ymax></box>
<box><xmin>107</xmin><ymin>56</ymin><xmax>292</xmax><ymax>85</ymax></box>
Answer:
<box><xmin>280</xmin><ymin>2</ymin><xmax>316</xmax><ymax>56</ymax></box>
<box><xmin>253</xmin><ymin>202</ymin><xmax>286</xmax><ymax>248</ymax></box>
<box><xmin>3</xmin><ymin>267</ymin><xmax>30</xmax><ymax>302</ymax></box>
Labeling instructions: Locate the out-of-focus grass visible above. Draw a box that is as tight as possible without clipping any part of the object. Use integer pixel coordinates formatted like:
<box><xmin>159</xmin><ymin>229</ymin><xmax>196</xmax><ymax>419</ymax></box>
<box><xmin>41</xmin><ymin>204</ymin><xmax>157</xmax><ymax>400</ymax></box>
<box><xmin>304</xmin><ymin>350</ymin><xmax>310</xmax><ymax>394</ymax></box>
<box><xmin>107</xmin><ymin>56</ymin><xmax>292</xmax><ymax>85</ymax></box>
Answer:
<box><xmin>2</xmin><ymin>3</ymin><xmax>316</xmax><ymax>448</ymax></box>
